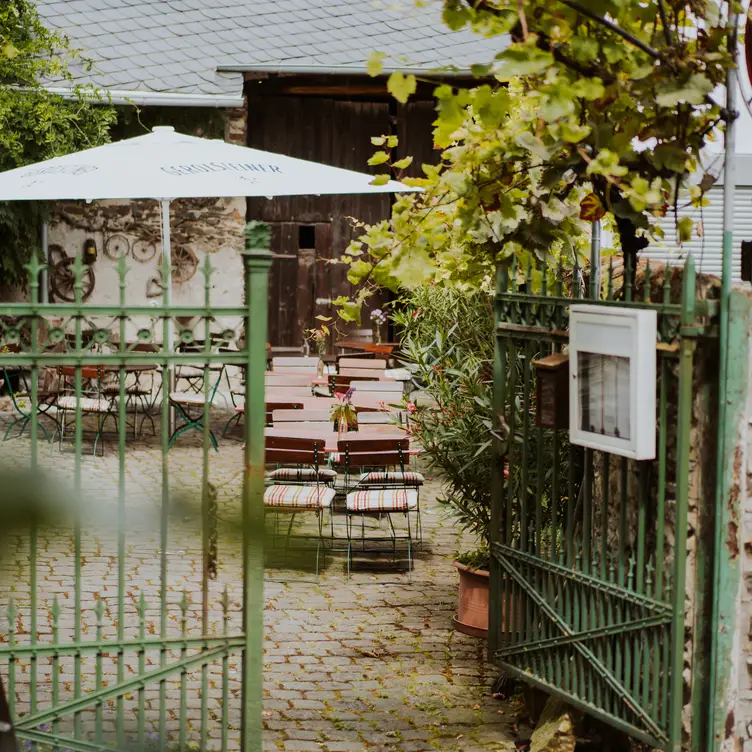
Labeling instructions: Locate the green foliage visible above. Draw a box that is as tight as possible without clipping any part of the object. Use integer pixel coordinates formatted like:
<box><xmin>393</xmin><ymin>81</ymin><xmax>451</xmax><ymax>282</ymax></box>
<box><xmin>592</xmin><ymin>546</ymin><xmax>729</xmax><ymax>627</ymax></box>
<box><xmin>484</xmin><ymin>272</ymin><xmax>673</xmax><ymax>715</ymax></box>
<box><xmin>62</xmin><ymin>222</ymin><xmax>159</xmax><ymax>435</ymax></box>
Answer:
<box><xmin>397</xmin><ymin>282</ymin><xmax>570</xmax><ymax>557</ymax></box>
<box><xmin>0</xmin><ymin>0</ymin><xmax>116</xmax><ymax>288</ymax></box>
<box><xmin>341</xmin><ymin>0</ymin><xmax>734</xmax><ymax>316</ymax></box>
<box><xmin>395</xmin><ymin>284</ymin><xmax>496</xmax><ymax>551</ymax></box>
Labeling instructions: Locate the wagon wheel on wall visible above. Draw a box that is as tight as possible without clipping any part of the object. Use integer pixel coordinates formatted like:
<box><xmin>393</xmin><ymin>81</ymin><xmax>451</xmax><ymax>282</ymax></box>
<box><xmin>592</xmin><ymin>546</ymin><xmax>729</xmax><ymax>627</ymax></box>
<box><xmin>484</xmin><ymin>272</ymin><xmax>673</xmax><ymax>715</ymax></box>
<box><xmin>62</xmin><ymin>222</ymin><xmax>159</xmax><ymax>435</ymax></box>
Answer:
<box><xmin>50</xmin><ymin>257</ymin><xmax>95</xmax><ymax>302</ymax></box>
<box><xmin>160</xmin><ymin>246</ymin><xmax>198</xmax><ymax>284</ymax></box>
<box><xmin>132</xmin><ymin>237</ymin><xmax>158</xmax><ymax>263</ymax></box>
<box><xmin>104</xmin><ymin>234</ymin><xmax>130</xmax><ymax>260</ymax></box>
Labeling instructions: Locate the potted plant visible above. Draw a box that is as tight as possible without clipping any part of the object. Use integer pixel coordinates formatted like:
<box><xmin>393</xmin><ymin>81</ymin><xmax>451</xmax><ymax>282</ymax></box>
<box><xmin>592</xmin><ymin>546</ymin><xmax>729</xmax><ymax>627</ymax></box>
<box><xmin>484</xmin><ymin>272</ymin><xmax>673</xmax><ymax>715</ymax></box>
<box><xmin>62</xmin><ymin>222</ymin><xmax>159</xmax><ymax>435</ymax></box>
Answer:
<box><xmin>394</xmin><ymin>284</ymin><xmax>497</xmax><ymax>635</ymax></box>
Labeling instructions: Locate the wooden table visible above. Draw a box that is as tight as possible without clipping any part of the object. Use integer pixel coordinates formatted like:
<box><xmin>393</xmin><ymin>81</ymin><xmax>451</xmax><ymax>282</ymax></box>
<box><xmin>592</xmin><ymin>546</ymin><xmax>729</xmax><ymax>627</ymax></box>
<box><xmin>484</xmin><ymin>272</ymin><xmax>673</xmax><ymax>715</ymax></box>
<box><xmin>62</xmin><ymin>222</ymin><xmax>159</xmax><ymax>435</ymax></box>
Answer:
<box><xmin>336</xmin><ymin>339</ymin><xmax>400</xmax><ymax>356</ymax></box>
<box><xmin>265</xmin><ymin>423</ymin><xmax>416</xmax><ymax>453</ymax></box>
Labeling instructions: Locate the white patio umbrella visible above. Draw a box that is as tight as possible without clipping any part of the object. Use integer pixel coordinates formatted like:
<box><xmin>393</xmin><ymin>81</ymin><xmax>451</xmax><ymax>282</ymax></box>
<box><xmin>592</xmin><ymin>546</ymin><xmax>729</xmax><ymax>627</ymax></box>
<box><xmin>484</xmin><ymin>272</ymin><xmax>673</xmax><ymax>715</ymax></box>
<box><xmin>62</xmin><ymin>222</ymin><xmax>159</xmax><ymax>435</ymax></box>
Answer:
<box><xmin>0</xmin><ymin>125</ymin><xmax>414</xmax><ymax>428</ymax></box>
<box><xmin>0</xmin><ymin>125</ymin><xmax>411</xmax><ymax>302</ymax></box>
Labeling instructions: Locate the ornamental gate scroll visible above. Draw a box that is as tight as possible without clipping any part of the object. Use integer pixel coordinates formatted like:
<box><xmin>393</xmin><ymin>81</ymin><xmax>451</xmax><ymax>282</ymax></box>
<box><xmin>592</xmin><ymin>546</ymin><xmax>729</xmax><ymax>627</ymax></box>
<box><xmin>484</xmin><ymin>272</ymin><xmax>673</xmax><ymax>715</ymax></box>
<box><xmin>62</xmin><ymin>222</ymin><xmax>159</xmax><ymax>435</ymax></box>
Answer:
<box><xmin>0</xmin><ymin>224</ymin><xmax>271</xmax><ymax>752</ymax></box>
<box><xmin>489</xmin><ymin>256</ymin><xmax>720</xmax><ymax>750</ymax></box>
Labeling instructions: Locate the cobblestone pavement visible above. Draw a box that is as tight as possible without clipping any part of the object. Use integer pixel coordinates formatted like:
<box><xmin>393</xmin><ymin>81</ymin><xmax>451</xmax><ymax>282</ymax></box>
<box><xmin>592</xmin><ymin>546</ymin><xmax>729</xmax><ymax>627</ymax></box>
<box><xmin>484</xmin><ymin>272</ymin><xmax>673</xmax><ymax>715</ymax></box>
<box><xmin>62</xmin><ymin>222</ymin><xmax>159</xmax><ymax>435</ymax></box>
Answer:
<box><xmin>0</xmin><ymin>408</ymin><xmax>525</xmax><ymax>751</ymax></box>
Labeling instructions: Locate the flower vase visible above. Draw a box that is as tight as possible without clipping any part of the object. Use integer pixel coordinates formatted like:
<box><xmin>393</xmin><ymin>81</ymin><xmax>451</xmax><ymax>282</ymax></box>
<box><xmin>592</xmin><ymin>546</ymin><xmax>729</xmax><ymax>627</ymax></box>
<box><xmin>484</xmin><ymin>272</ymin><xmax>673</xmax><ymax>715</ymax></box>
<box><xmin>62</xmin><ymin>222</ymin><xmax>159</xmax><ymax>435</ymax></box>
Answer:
<box><xmin>375</xmin><ymin>328</ymin><xmax>382</xmax><ymax>345</ymax></box>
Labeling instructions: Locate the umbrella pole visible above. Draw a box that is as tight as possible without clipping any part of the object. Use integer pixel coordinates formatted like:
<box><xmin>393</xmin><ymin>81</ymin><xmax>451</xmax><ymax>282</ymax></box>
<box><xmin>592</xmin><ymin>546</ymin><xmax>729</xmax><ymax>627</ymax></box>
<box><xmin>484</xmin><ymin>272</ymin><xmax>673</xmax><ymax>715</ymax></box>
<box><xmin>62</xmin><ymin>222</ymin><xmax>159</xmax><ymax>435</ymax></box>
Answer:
<box><xmin>161</xmin><ymin>199</ymin><xmax>175</xmax><ymax>434</ymax></box>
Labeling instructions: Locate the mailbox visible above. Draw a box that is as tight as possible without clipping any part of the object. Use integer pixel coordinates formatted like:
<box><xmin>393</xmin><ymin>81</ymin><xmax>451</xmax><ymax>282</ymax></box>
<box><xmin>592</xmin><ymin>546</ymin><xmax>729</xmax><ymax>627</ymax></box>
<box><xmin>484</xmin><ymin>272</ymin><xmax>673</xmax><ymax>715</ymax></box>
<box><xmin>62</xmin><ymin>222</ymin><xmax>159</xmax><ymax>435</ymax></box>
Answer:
<box><xmin>569</xmin><ymin>305</ymin><xmax>657</xmax><ymax>460</ymax></box>
<box><xmin>533</xmin><ymin>353</ymin><xmax>569</xmax><ymax>429</ymax></box>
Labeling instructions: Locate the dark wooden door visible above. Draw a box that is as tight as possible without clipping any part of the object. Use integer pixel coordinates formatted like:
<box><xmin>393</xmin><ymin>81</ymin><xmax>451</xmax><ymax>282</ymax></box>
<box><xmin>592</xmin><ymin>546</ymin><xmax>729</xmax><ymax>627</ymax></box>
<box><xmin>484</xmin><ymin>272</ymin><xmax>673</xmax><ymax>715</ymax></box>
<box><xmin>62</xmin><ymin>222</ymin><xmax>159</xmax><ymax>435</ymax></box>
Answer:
<box><xmin>267</xmin><ymin>221</ymin><xmax>333</xmax><ymax>349</ymax></box>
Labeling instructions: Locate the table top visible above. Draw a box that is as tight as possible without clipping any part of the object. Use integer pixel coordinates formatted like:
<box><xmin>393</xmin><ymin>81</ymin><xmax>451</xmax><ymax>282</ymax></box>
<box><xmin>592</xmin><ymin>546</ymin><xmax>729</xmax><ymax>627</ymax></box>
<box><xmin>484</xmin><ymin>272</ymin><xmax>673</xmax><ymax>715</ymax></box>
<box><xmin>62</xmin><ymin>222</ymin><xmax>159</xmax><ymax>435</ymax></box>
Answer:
<box><xmin>265</xmin><ymin>423</ymin><xmax>415</xmax><ymax>453</ymax></box>
<box><xmin>336</xmin><ymin>339</ymin><xmax>400</xmax><ymax>355</ymax></box>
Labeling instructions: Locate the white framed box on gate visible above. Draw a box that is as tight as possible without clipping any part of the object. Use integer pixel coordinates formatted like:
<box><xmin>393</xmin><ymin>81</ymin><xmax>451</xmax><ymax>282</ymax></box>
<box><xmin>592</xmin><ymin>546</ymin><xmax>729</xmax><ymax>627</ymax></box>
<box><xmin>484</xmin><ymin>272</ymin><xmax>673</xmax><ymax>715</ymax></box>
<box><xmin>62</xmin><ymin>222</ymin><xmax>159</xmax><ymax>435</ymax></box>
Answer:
<box><xmin>568</xmin><ymin>304</ymin><xmax>657</xmax><ymax>460</ymax></box>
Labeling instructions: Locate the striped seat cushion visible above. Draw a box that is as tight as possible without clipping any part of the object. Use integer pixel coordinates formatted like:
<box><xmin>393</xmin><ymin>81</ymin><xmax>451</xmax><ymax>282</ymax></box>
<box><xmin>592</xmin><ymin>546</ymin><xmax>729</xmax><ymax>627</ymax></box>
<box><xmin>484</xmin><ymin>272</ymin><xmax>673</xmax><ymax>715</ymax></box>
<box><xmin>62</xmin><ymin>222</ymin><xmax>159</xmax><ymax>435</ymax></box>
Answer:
<box><xmin>264</xmin><ymin>485</ymin><xmax>335</xmax><ymax>509</ymax></box>
<box><xmin>359</xmin><ymin>471</ymin><xmax>424</xmax><ymax>486</ymax></box>
<box><xmin>57</xmin><ymin>396</ymin><xmax>112</xmax><ymax>413</ymax></box>
<box><xmin>346</xmin><ymin>488</ymin><xmax>418</xmax><ymax>512</ymax></box>
<box><xmin>268</xmin><ymin>468</ymin><xmax>337</xmax><ymax>482</ymax></box>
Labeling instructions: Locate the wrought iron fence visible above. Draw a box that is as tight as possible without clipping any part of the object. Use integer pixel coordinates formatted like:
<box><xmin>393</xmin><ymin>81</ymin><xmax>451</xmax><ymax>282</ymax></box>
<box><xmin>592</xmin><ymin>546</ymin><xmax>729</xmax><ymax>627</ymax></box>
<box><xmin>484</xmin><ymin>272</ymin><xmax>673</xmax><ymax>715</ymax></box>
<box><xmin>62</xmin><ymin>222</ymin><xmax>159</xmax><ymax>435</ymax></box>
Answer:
<box><xmin>0</xmin><ymin>225</ymin><xmax>271</xmax><ymax>752</ymax></box>
<box><xmin>490</xmin><ymin>255</ymin><xmax>717</xmax><ymax>750</ymax></box>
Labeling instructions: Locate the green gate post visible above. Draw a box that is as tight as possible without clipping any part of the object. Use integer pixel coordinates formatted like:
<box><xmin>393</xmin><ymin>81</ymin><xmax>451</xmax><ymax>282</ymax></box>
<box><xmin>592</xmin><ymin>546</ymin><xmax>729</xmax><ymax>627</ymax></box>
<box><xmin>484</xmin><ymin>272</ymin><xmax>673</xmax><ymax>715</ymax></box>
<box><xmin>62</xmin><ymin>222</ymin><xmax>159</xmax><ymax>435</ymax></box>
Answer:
<box><xmin>241</xmin><ymin>221</ymin><xmax>272</xmax><ymax>752</ymax></box>
<box><xmin>707</xmin><ymin>288</ymin><xmax>750</xmax><ymax>749</ymax></box>
<box><xmin>489</xmin><ymin>263</ymin><xmax>507</xmax><ymax>659</ymax></box>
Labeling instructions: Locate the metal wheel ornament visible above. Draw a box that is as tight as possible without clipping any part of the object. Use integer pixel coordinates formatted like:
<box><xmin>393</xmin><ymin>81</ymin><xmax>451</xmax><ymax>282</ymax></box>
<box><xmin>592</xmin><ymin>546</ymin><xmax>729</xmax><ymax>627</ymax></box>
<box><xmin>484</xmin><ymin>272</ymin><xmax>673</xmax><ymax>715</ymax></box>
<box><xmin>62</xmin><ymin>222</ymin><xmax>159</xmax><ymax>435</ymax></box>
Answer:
<box><xmin>50</xmin><ymin>257</ymin><xmax>95</xmax><ymax>302</ymax></box>
<box><xmin>161</xmin><ymin>246</ymin><xmax>199</xmax><ymax>284</ymax></box>
<box><xmin>104</xmin><ymin>234</ymin><xmax>130</xmax><ymax>260</ymax></box>
<box><xmin>132</xmin><ymin>238</ymin><xmax>158</xmax><ymax>263</ymax></box>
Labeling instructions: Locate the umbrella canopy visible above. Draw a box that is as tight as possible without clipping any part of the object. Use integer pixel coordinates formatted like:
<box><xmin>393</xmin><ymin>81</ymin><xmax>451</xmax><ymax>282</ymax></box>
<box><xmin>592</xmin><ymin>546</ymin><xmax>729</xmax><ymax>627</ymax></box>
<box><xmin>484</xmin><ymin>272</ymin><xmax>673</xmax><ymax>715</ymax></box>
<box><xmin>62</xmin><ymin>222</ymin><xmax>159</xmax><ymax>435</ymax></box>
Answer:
<box><xmin>0</xmin><ymin>126</ymin><xmax>411</xmax><ymax>201</ymax></box>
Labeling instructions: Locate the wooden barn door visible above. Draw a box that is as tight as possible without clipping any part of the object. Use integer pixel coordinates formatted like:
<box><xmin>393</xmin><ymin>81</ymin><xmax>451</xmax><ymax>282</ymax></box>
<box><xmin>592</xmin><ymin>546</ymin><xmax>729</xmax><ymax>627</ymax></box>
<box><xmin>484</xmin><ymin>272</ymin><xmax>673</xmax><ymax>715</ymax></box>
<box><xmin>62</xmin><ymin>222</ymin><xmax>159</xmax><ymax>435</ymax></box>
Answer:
<box><xmin>267</xmin><ymin>221</ymin><xmax>332</xmax><ymax>349</ymax></box>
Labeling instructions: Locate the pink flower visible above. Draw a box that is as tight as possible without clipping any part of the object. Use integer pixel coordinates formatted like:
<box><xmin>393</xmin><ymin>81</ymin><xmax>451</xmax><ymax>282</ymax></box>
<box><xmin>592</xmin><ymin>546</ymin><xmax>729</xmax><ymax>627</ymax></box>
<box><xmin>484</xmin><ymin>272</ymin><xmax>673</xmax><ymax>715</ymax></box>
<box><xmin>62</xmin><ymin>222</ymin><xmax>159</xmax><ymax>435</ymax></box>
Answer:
<box><xmin>407</xmin><ymin>402</ymin><xmax>417</xmax><ymax>413</ymax></box>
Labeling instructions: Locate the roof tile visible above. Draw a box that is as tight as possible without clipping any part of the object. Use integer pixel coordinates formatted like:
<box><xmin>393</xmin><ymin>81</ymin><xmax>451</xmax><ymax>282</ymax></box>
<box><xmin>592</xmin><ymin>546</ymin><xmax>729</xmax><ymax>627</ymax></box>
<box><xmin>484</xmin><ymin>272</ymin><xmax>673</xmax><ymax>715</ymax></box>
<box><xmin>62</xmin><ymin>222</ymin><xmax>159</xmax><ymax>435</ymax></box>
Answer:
<box><xmin>37</xmin><ymin>0</ymin><xmax>501</xmax><ymax>98</ymax></box>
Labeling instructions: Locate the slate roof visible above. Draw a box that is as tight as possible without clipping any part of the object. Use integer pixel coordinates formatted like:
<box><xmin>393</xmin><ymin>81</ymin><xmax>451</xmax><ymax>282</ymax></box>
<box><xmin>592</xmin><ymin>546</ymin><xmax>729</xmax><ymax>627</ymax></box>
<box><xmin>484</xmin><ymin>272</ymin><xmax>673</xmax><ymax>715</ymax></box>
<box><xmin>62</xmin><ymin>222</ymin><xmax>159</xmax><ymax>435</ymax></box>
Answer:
<box><xmin>37</xmin><ymin>0</ymin><xmax>502</xmax><ymax>102</ymax></box>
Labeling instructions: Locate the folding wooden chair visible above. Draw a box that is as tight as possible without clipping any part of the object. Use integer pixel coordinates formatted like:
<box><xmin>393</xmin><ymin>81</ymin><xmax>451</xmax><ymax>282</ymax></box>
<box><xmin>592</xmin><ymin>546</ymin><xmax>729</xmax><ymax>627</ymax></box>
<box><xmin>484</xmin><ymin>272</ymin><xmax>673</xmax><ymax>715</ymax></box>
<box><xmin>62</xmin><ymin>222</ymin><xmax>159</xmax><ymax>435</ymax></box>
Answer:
<box><xmin>54</xmin><ymin>365</ymin><xmax>117</xmax><ymax>456</ymax></box>
<box><xmin>264</xmin><ymin>436</ymin><xmax>336</xmax><ymax>579</ymax></box>
<box><xmin>338</xmin><ymin>437</ymin><xmax>418</xmax><ymax>579</ymax></box>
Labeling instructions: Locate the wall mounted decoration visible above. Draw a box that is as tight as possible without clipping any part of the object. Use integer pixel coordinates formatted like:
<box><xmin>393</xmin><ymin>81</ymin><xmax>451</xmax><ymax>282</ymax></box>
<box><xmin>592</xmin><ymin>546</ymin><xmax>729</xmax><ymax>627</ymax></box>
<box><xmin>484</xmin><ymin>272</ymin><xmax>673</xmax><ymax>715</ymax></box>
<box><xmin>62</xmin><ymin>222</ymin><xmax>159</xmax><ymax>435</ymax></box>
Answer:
<box><xmin>145</xmin><ymin>276</ymin><xmax>163</xmax><ymax>298</ymax></box>
<box><xmin>50</xmin><ymin>257</ymin><xmax>95</xmax><ymax>302</ymax></box>
<box><xmin>104</xmin><ymin>234</ymin><xmax>130</xmax><ymax>260</ymax></box>
<box><xmin>162</xmin><ymin>246</ymin><xmax>198</xmax><ymax>284</ymax></box>
<box><xmin>132</xmin><ymin>237</ymin><xmax>158</xmax><ymax>263</ymax></box>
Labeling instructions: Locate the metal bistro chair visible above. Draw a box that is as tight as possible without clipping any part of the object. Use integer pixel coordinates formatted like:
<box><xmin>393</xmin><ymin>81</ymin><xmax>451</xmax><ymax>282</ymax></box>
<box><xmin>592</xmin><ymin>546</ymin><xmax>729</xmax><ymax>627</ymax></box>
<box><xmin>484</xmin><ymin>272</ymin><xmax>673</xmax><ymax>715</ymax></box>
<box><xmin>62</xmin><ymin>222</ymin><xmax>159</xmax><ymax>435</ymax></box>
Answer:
<box><xmin>1</xmin><ymin>342</ymin><xmax>61</xmax><ymax>442</ymax></box>
<box><xmin>339</xmin><ymin>437</ymin><xmax>418</xmax><ymax>579</ymax></box>
<box><xmin>168</xmin><ymin>365</ymin><xmax>226</xmax><ymax>451</ymax></box>
<box><xmin>54</xmin><ymin>365</ymin><xmax>117</xmax><ymax>456</ymax></box>
<box><xmin>264</xmin><ymin>436</ymin><xmax>337</xmax><ymax>579</ymax></box>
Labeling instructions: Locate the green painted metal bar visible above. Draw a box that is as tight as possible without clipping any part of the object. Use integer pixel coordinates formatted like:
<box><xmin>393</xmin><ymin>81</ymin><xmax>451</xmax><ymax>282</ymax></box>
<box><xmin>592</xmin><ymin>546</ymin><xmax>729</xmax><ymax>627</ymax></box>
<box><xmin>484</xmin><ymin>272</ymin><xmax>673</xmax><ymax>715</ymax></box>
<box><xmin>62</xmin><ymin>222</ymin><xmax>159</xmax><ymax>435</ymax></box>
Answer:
<box><xmin>137</xmin><ymin>592</ymin><xmax>146</xmax><ymax>749</ymax></box>
<box><xmin>6</xmin><ymin>601</ymin><xmax>15</xmax><ymax>721</ymax></box>
<box><xmin>159</xmin><ymin>254</ymin><xmax>171</xmax><ymax>745</ymax></box>
<box><xmin>499</xmin><ymin>662</ymin><xmax>663</xmax><ymax>749</ymax></box>
<box><xmin>669</xmin><ymin>256</ymin><xmax>697</xmax><ymax>751</ymax></box>
<box><xmin>222</xmin><ymin>588</ymin><xmax>230</xmax><ymax>752</ymax></box>
<box><xmin>496</xmin><ymin>550</ymin><xmax>667</xmax><ymax>742</ymax></box>
<box><xmin>94</xmin><ymin>599</ymin><xmax>104</xmax><ymax>745</ymax></box>
<box><xmin>0</xmin><ymin>303</ymin><xmax>249</xmax><ymax>317</ymax></box>
<box><xmin>495</xmin><ymin>614</ymin><xmax>669</xmax><ymax>658</ymax></box>
<box><xmin>179</xmin><ymin>592</ymin><xmax>188</xmax><ymax>752</ymax></box>
<box><xmin>51</xmin><ymin>597</ymin><xmax>59</xmax><ymax>740</ymax></box>
<box><xmin>16</xmin><ymin>646</ymin><xmax>230</xmax><ymax>729</ymax></box>
<box><xmin>492</xmin><ymin>544</ymin><xmax>671</xmax><ymax>613</ymax></box>
<box><xmin>200</xmin><ymin>259</ymin><xmax>213</xmax><ymax>752</ymax></box>
<box><xmin>241</xmin><ymin>222</ymin><xmax>272</xmax><ymax>752</ymax></box>
<box><xmin>17</xmin><ymin>729</ymin><xmax>128</xmax><ymax>752</ymax></box>
<box><xmin>489</xmin><ymin>263</ymin><xmax>508</xmax><ymax>658</ymax></box>
<box><xmin>0</xmin><ymin>353</ymin><xmax>252</xmax><ymax>366</ymax></box>
<box><xmin>117</xmin><ymin>256</ymin><xmax>127</xmax><ymax>749</ymax></box>
<box><xmin>28</xmin><ymin>259</ymin><xmax>39</xmax><ymax>728</ymax></box>
<box><xmin>0</xmin><ymin>635</ymin><xmax>244</xmax><ymax>658</ymax></box>
<box><xmin>73</xmin><ymin>257</ymin><xmax>84</xmax><ymax>740</ymax></box>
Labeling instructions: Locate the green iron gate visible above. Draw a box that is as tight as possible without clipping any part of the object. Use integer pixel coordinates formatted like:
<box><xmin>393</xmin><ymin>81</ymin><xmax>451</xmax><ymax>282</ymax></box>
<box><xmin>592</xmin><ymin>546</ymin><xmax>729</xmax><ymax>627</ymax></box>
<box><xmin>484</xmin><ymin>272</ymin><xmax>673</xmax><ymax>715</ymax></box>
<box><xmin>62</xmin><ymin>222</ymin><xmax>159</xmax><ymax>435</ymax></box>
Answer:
<box><xmin>0</xmin><ymin>222</ymin><xmax>271</xmax><ymax>751</ymax></box>
<box><xmin>489</xmin><ymin>255</ymin><xmax>717</xmax><ymax>750</ymax></box>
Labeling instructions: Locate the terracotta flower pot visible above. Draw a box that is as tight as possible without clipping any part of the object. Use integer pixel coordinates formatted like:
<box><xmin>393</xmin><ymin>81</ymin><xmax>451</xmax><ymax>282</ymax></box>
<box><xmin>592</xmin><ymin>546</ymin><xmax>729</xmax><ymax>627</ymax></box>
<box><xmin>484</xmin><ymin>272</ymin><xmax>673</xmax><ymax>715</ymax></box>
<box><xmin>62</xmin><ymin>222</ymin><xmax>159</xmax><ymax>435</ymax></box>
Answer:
<box><xmin>452</xmin><ymin>561</ymin><xmax>490</xmax><ymax>638</ymax></box>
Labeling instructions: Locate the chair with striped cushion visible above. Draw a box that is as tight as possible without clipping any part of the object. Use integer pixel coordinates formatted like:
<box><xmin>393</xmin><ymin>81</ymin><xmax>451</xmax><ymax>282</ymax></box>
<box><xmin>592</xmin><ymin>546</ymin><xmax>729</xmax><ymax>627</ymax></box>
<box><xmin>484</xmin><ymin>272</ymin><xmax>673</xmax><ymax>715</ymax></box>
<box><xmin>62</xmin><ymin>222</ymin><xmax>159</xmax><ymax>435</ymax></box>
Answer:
<box><xmin>338</xmin><ymin>437</ymin><xmax>415</xmax><ymax>579</ymax></box>
<box><xmin>264</xmin><ymin>436</ymin><xmax>335</xmax><ymax>579</ymax></box>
